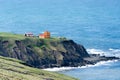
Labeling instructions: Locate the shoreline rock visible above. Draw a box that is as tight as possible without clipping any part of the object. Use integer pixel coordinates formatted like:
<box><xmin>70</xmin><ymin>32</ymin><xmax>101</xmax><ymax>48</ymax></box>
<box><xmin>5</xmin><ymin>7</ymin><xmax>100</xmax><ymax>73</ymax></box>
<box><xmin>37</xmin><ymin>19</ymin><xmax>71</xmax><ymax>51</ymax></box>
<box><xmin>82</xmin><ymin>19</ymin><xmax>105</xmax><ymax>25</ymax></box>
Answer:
<box><xmin>84</xmin><ymin>54</ymin><xmax>119</xmax><ymax>65</ymax></box>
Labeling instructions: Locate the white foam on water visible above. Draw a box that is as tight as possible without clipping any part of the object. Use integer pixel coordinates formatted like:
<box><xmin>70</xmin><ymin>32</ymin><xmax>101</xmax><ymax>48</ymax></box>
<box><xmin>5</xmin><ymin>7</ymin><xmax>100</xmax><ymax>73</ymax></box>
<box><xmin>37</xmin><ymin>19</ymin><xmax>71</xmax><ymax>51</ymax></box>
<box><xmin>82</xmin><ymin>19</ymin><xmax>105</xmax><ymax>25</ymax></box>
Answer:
<box><xmin>87</xmin><ymin>49</ymin><xmax>105</xmax><ymax>56</ymax></box>
<box><xmin>108</xmin><ymin>48</ymin><xmax>120</xmax><ymax>57</ymax></box>
<box><xmin>87</xmin><ymin>48</ymin><xmax>120</xmax><ymax>57</ymax></box>
<box><xmin>80</xmin><ymin>60</ymin><xmax>118</xmax><ymax>68</ymax></box>
<box><xmin>43</xmin><ymin>60</ymin><xmax>119</xmax><ymax>71</ymax></box>
<box><xmin>43</xmin><ymin>67</ymin><xmax>77</xmax><ymax>72</ymax></box>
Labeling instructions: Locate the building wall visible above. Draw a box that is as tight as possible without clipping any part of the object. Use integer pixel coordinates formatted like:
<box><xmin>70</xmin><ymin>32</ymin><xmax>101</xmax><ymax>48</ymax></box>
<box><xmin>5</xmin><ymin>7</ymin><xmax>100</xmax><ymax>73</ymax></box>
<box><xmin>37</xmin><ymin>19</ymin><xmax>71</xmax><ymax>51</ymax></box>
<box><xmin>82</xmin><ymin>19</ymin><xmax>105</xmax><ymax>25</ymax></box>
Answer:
<box><xmin>39</xmin><ymin>31</ymin><xmax>50</xmax><ymax>39</ymax></box>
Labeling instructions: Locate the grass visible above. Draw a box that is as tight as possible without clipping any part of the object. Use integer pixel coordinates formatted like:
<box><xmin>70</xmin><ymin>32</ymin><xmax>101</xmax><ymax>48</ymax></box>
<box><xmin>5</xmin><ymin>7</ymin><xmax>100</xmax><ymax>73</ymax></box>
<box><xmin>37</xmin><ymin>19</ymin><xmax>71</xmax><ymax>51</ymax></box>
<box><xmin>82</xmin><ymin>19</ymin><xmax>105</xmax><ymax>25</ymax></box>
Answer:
<box><xmin>0</xmin><ymin>32</ymin><xmax>25</xmax><ymax>40</ymax></box>
<box><xmin>0</xmin><ymin>32</ymin><xmax>65</xmax><ymax>41</ymax></box>
<box><xmin>0</xmin><ymin>56</ymin><xmax>78</xmax><ymax>80</ymax></box>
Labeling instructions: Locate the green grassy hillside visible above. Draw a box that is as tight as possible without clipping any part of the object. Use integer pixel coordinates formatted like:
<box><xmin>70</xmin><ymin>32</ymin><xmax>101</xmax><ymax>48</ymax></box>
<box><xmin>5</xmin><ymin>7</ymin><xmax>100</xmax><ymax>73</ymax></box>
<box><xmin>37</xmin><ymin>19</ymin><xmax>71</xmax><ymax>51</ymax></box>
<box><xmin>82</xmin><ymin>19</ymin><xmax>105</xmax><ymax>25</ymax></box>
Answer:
<box><xmin>0</xmin><ymin>32</ymin><xmax>25</xmax><ymax>40</ymax></box>
<box><xmin>0</xmin><ymin>56</ymin><xmax>78</xmax><ymax>80</ymax></box>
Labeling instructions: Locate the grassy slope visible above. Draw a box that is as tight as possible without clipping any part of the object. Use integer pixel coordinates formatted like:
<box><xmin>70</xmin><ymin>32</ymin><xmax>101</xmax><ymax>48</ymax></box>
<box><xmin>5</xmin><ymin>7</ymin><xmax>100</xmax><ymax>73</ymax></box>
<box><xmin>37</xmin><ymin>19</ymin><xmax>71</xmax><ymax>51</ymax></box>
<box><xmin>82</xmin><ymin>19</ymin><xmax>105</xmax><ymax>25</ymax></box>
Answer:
<box><xmin>0</xmin><ymin>56</ymin><xmax>78</xmax><ymax>80</ymax></box>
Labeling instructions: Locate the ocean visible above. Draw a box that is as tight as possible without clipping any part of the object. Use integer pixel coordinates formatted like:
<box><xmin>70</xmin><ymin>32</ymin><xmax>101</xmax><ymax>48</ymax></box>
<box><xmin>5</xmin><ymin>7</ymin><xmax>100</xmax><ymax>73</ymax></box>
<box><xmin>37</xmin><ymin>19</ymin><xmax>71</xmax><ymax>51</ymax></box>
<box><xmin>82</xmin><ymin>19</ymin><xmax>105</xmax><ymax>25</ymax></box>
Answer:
<box><xmin>0</xmin><ymin>0</ymin><xmax>120</xmax><ymax>80</ymax></box>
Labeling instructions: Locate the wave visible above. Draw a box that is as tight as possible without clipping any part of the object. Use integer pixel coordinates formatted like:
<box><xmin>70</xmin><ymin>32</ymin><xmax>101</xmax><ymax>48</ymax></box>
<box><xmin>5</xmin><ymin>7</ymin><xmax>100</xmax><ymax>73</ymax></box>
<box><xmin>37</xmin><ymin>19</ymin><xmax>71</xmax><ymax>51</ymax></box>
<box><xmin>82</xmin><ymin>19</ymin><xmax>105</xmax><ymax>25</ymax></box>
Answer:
<box><xmin>43</xmin><ymin>60</ymin><xmax>119</xmax><ymax>72</ymax></box>
<box><xmin>80</xmin><ymin>60</ymin><xmax>118</xmax><ymax>68</ymax></box>
<box><xmin>43</xmin><ymin>67</ymin><xmax>77</xmax><ymax>72</ymax></box>
<box><xmin>87</xmin><ymin>49</ymin><xmax>105</xmax><ymax>56</ymax></box>
<box><xmin>87</xmin><ymin>48</ymin><xmax>120</xmax><ymax>58</ymax></box>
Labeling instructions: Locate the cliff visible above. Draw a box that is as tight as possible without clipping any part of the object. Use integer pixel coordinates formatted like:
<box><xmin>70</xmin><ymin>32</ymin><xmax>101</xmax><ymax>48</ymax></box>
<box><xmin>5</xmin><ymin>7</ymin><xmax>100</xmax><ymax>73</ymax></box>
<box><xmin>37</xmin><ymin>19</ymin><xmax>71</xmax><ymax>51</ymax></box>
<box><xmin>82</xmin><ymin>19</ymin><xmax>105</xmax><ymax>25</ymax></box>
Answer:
<box><xmin>0</xmin><ymin>32</ymin><xmax>119</xmax><ymax>69</ymax></box>
<box><xmin>0</xmin><ymin>32</ymin><xmax>90</xmax><ymax>68</ymax></box>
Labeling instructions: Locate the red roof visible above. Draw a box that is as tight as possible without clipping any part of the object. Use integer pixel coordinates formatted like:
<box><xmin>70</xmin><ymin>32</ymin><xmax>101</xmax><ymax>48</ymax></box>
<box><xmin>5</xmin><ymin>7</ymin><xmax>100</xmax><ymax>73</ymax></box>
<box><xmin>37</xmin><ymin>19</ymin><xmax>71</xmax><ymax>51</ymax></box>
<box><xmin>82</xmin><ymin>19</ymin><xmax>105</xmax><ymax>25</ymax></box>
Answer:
<box><xmin>40</xmin><ymin>34</ymin><xmax>44</xmax><ymax>36</ymax></box>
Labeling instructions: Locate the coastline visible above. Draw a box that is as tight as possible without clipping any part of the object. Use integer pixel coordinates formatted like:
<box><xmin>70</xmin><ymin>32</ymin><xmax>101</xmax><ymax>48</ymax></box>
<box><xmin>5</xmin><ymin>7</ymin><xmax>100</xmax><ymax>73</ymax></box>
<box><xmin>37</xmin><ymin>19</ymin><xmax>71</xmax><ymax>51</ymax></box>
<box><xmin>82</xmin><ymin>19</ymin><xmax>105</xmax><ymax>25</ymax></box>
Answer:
<box><xmin>43</xmin><ymin>59</ymin><xmax>119</xmax><ymax>72</ymax></box>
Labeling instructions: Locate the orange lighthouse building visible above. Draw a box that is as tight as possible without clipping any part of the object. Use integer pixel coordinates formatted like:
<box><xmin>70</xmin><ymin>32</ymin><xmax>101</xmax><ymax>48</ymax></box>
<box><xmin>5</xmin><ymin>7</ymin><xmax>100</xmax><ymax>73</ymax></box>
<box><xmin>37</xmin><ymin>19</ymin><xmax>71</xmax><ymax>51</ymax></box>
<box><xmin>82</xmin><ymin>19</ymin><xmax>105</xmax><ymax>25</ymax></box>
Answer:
<box><xmin>39</xmin><ymin>31</ymin><xmax>50</xmax><ymax>39</ymax></box>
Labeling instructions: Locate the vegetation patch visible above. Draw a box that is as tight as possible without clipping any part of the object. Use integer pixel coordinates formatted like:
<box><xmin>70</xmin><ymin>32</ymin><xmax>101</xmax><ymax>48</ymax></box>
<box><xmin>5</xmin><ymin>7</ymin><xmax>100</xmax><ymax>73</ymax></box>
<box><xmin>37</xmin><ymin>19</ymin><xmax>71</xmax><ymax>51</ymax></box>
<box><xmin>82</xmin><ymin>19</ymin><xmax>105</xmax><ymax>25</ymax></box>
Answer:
<box><xmin>0</xmin><ymin>56</ymin><xmax>78</xmax><ymax>80</ymax></box>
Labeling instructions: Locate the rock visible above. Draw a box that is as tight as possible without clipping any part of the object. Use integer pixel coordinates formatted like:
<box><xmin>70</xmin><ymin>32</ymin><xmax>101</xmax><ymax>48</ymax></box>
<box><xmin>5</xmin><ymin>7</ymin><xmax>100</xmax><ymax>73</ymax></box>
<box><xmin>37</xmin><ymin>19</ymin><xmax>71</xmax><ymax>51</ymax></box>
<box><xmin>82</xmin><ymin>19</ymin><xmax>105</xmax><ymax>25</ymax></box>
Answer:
<box><xmin>84</xmin><ymin>54</ymin><xmax>120</xmax><ymax>64</ymax></box>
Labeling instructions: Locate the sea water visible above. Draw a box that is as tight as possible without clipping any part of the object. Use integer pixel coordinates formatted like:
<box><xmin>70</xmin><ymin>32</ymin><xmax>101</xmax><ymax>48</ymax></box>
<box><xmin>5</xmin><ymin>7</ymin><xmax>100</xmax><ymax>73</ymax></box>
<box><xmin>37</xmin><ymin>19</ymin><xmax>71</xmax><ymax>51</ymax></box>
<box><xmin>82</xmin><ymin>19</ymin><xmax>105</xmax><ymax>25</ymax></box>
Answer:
<box><xmin>60</xmin><ymin>60</ymin><xmax>120</xmax><ymax>80</ymax></box>
<box><xmin>0</xmin><ymin>0</ymin><xmax>120</xmax><ymax>80</ymax></box>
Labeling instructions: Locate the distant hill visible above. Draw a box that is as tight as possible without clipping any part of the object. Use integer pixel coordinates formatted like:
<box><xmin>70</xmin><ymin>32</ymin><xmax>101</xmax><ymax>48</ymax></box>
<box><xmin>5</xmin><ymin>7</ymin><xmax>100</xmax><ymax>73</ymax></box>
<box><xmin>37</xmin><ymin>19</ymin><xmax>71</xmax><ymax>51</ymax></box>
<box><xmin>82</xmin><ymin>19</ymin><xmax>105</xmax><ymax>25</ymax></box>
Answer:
<box><xmin>0</xmin><ymin>56</ymin><xmax>78</xmax><ymax>80</ymax></box>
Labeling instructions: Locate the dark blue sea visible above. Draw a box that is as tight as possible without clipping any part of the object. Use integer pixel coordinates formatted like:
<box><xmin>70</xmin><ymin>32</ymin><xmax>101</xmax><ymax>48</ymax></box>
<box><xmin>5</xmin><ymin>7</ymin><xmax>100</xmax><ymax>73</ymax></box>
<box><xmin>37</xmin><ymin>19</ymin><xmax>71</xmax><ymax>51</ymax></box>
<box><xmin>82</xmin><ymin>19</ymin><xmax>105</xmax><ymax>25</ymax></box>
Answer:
<box><xmin>0</xmin><ymin>0</ymin><xmax>120</xmax><ymax>80</ymax></box>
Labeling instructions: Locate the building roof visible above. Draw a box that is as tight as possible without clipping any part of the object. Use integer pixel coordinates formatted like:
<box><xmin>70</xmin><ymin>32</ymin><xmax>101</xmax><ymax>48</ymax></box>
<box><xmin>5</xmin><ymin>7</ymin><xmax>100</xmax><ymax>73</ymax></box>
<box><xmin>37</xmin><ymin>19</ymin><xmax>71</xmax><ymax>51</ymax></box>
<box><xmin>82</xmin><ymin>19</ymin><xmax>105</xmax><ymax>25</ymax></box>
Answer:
<box><xmin>40</xmin><ymin>34</ymin><xmax>44</xmax><ymax>36</ymax></box>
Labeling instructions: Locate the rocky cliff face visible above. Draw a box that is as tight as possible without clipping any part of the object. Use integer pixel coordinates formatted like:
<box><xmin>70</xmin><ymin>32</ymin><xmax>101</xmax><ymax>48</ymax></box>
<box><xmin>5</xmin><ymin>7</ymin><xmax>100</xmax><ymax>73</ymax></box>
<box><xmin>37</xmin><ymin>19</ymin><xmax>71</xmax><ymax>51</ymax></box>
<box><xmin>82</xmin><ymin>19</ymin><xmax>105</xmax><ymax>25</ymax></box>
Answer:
<box><xmin>0</xmin><ymin>38</ymin><xmax>90</xmax><ymax>68</ymax></box>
